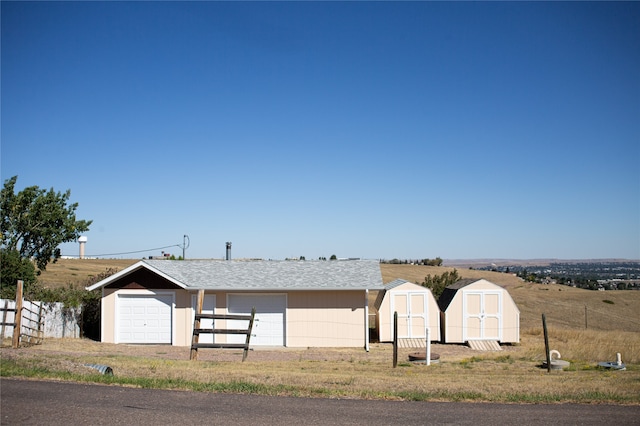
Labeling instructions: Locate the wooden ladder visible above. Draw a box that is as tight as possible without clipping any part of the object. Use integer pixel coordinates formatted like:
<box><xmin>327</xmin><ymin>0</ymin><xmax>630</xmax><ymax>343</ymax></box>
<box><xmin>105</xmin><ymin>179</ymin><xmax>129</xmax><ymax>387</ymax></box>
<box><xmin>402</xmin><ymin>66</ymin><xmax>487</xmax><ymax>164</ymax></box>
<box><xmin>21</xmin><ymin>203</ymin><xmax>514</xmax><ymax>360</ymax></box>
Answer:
<box><xmin>190</xmin><ymin>290</ymin><xmax>256</xmax><ymax>361</ymax></box>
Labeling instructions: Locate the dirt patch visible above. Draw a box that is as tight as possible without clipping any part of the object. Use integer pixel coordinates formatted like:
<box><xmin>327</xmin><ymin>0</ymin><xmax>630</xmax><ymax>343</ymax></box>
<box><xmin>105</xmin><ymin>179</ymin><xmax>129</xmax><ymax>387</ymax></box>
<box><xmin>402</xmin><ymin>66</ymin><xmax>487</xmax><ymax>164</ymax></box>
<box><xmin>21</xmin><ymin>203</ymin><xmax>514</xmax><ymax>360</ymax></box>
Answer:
<box><xmin>2</xmin><ymin>337</ymin><xmax>513</xmax><ymax>364</ymax></box>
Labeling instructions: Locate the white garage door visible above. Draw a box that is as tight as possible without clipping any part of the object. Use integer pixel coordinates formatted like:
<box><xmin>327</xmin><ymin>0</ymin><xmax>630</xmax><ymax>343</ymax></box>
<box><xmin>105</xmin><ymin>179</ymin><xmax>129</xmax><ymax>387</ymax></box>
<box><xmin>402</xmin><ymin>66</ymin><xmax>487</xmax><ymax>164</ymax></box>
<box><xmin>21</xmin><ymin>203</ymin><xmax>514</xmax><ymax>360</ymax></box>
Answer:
<box><xmin>227</xmin><ymin>294</ymin><xmax>286</xmax><ymax>346</ymax></box>
<box><xmin>118</xmin><ymin>294</ymin><xmax>173</xmax><ymax>344</ymax></box>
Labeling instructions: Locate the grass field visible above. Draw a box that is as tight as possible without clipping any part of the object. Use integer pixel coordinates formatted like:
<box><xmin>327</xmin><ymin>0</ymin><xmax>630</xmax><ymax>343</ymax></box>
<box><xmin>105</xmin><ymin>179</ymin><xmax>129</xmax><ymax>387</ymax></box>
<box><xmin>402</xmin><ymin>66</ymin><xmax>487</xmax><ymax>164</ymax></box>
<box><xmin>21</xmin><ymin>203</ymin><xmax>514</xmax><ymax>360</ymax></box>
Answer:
<box><xmin>39</xmin><ymin>258</ymin><xmax>640</xmax><ymax>333</ymax></box>
<box><xmin>3</xmin><ymin>258</ymin><xmax>636</xmax><ymax>404</ymax></box>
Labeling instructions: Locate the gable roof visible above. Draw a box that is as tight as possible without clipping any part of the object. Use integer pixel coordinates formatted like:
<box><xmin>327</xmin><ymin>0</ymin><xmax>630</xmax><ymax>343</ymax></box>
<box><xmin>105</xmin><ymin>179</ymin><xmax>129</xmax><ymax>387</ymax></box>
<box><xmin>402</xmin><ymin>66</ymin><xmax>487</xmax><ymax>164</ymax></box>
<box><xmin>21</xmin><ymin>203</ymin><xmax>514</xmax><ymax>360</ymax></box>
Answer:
<box><xmin>373</xmin><ymin>279</ymin><xmax>411</xmax><ymax>309</ymax></box>
<box><xmin>87</xmin><ymin>259</ymin><xmax>384</xmax><ymax>292</ymax></box>
<box><xmin>384</xmin><ymin>279</ymin><xmax>412</xmax><ymax>290</ymax></box>
<box><xmin>437</xmin><ymin>278</ymin><xmax>481</xmax><ymax>311</ymax></box>
<box><xmin>374</xmin><ymin>279</ymin><xmax>435</xmax><ymax>310</ymax></box>
<box><xmin>438</xmin><ymin>278</ymin><xmax>512</xmax><ymax>311</ymax></box>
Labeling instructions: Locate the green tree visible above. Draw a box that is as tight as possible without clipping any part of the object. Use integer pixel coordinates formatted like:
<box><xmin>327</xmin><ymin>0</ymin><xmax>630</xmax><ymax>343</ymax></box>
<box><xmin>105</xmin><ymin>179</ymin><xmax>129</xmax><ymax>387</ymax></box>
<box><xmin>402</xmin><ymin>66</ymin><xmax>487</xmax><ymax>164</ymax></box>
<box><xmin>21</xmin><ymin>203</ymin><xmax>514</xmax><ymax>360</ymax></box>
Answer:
<box><xmin>419</xmin><ymin>269</ymin><xmax>460</xmax><ymax>298</ymax></box>
<box><xmin>330</xmin><ymin>254</ymin><xmax>337</xmax><ymax>260</ymax></box>
<box><xmin>0</xmin><ymin>249</ymin><xmax>37</xmax><ymax>298</ymax></box>
<box><xmin>1</xmin><ymin>176</ymin><xmax>92</xmax><ymax>272</ymax></box>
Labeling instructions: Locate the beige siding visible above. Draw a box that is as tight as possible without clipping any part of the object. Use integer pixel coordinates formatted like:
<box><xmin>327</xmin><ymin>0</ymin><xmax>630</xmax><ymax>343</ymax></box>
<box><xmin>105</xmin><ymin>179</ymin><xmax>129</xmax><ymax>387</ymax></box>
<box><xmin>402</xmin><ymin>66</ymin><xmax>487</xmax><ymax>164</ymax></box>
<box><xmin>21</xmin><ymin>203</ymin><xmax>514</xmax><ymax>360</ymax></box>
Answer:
<box><xmin>442</xmin><ymin>294</ymin><xmax>464</xmax><ymax>343</ymax></box>
<box><xmin>101</xmin><ymin>288</ymin><xmax>117</xmax><ymax>344</ymax></box>
<box><xmin>287</xmin><ymin>291</ymin><xmax>365</xmax><ymax>347</ymax></box>
<box><xmin>376</xmin><ymin>282</ymin><xmax>440</xmax><ymax>342</ymax></box>
<box><xmin>102</xmin><ymin>289</ymin><xmax>368</xmax><ymax>347</ymax></box>
<box><xmin>501</xmin><ymin>291</ymin><xmax>520</xmax><ymax>343</ymax></box>
<box><xmin>174</xmin><ymin>290</ymin><xmax>191</xmax><ymax>346</ymax></box>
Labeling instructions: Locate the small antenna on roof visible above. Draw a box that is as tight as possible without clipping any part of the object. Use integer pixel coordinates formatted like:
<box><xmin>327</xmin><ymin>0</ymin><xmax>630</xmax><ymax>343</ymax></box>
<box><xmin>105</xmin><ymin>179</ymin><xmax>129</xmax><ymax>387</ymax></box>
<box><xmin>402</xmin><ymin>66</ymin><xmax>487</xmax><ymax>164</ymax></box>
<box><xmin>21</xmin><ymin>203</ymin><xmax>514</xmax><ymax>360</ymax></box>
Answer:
<box><xmin>181</xmin><ymin>235</ymin><xmax>190</xmax><ymax>259</ymax></box>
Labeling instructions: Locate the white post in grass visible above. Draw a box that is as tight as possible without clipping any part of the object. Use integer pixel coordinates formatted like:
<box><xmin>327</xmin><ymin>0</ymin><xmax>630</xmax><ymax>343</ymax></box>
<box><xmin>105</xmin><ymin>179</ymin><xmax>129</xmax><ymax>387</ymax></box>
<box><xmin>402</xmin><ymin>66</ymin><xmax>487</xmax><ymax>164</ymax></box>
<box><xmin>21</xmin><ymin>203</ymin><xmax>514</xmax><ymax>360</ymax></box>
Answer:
<box><xmin>364</xmin><ymin>289</ymin><xmax>370</xmax><ymax>352</ymax></box>
<box><xmin>425</xmin><ymin>327</ymin><xmax>431</xmax><ymax>366</ymax></box>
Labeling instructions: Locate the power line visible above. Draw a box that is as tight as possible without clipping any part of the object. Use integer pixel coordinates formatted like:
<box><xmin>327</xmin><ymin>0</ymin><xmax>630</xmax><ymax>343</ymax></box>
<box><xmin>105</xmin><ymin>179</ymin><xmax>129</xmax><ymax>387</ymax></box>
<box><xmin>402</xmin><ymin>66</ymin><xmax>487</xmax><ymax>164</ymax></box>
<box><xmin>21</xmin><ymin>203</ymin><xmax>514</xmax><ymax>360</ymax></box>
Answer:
<box><xmin>65</xmin><ymin>244</ymin><xmax>182</xmax><ymax>258</ymax></box>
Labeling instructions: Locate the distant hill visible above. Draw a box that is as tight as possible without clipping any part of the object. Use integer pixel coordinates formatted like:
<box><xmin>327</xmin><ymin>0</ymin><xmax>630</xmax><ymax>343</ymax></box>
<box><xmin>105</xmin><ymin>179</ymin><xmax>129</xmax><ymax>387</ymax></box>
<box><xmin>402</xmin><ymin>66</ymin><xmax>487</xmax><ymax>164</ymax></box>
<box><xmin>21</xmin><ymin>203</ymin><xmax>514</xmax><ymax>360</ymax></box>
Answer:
<box><xmin>37</xmin><ymin>258</ymin><xmax>640</xmax><ymax>334</ymax></box>
<box><xmin>443</xmin><ymin>258</ymin><xmax>639</xmax><ymax>268</ymax></box>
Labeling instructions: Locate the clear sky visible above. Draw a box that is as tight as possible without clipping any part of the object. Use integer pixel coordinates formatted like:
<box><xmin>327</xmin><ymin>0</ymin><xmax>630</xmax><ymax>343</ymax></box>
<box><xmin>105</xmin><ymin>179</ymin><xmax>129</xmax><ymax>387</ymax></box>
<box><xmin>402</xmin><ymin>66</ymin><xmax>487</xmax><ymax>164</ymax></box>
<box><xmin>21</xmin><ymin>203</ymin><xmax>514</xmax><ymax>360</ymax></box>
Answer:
<box><xmin>2</xmin><ymin>2</ymin><xmax>639</xmax><ymax>261</ymax></box>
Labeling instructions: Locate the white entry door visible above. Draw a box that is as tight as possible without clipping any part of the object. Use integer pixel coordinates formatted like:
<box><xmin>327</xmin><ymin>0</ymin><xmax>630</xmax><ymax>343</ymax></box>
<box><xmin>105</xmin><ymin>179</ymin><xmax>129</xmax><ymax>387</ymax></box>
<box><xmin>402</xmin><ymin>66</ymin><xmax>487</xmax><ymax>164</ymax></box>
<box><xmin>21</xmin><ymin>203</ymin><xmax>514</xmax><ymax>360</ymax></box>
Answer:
<box><xmin>191</xmin><ymin>294</ymin><xmax>216</xmax><ymax>344</ymax></box>
<box><xmin>118</xmin><ymin>294</ymin><xmax>173</xmax><ymax>344</ymax></box>
<box><xmin>463</xmin><ymin>291</ymin><xmax>502</xmax><ymax>341</ymax></box>
<box><xmin>227</xmin><ymin>294</ymin><xmax>286</xmax><ymax>346</ymax></box>
<box><xmin>392</xmin><ymin>292</ymin><xmax>427</xmax><ymax>339</ymax></box>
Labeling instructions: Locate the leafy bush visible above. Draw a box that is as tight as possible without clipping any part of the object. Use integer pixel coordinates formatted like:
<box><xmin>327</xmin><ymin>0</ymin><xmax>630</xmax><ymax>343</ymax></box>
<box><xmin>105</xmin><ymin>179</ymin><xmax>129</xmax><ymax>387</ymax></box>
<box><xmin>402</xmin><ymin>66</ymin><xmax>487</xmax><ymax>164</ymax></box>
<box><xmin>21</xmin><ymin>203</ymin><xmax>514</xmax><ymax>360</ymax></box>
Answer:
<box><xmin>418</xmin><ymin>269</ymin><xmax>460</xmax><ymax>298</ymax></box>
<box><xmin>0</xmin><ymin>249</ymin><xmax>37</xmax><ymax>299</ymax></box>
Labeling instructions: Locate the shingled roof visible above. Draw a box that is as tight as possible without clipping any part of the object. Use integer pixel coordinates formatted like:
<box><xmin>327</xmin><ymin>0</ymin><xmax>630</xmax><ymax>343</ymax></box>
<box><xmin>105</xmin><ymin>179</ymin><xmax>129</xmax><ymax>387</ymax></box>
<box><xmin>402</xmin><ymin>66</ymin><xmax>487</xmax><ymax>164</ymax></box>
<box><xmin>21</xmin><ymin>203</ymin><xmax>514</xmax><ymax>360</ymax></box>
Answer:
<box><xmin>87</xmin><ymin>259</ymin><xmax>384</xmax><ymax>292</ymax></box>
<box><xmin>437</xmin><ymin>278</ymin><xmax>481</xmax><ymax>311</ymax></box>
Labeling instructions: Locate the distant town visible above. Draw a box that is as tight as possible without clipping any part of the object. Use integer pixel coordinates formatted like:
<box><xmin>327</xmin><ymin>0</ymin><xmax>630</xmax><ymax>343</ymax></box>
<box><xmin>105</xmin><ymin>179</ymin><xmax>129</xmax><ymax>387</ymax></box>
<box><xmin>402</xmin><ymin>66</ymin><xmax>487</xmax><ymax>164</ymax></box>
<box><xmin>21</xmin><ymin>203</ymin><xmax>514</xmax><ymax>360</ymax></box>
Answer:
<box><xmin>473</xmin><ymin>261</ymin><xmax>640</xmax><ymax>291</ymax></box>
<box><xmin>381</xmin><ymin>258</ymin><xmax>640</xmax><ymax>291</ymax></box>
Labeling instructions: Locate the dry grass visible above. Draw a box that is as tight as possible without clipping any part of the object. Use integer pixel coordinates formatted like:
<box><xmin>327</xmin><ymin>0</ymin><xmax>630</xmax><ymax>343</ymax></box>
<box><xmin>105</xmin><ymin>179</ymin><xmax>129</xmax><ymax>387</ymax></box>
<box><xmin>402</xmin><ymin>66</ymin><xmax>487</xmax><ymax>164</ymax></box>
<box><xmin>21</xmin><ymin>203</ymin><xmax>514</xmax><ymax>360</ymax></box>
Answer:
<box><xmin>520</xmin><ymin>328</ymin><xmax>640</xmax><ymax>365</ymax></box>
<box><xmin>2</xmin><ymin>334</ymin><xmax>639</xmax><ymax>403</ymax></box>
<box><xmin>37</xmin><ymin>258</ymin><xmax>138</xmax><ymax>288</ymax></box>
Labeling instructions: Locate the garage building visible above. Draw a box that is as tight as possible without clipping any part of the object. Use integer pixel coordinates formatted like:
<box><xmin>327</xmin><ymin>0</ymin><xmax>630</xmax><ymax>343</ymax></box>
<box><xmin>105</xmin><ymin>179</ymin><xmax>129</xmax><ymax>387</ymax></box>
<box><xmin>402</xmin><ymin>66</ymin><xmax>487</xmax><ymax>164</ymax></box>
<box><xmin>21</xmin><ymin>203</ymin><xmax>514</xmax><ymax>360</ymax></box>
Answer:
<box><xmin>87</xmin><ymin>259</ymin><xmax>384</xmax><ymax>348</ymax></box>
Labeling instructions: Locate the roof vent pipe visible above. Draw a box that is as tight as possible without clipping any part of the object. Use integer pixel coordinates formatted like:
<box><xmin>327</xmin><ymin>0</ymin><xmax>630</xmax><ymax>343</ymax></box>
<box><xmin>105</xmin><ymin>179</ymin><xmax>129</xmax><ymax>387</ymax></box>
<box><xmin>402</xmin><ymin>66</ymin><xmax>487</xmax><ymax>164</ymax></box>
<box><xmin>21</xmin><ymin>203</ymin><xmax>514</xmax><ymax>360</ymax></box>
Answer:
<box><xmin>226</xmin><ymin>242</ymin><xmax>232</xmax><ymax>261</ymax></box>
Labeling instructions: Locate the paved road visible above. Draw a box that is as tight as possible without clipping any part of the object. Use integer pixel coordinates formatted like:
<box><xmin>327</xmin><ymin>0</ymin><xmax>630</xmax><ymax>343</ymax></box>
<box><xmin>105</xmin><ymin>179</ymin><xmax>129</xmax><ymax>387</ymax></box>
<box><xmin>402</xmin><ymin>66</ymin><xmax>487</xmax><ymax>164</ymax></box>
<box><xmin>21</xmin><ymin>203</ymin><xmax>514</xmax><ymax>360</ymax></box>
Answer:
<box><xmin>1</xmin><ymin>379</ymin><xmax>639</xmax><ymax>425</ymax></box>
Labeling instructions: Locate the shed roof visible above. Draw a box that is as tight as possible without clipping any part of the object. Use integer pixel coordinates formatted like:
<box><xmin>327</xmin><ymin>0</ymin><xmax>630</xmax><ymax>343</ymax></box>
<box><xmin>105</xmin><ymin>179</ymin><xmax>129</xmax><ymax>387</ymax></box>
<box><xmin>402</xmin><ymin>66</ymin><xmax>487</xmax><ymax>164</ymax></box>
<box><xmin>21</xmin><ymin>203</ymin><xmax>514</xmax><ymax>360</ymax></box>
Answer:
<box><xmin>87</xmin><ymin>259</ymin><xmax>384</xmax><ymax>292</ymax></box>
<box><xmin>438</xmin><ymin>278</ymin><xmax>482</xmax><ymax>311</ymax></box>
<box><xmin>437</xmin><ymin>278</ymin><xmax>511</xmax><ymax>311</ymax></box>
<box><xmin>384</xmin><ymin>279</ymin><xmax>412</xmax><ymax>290</ymax></box>
<box><xmin>374</xmin><ymin>279</ymin><xmax>431</xmax><ymax>310</ymax></box>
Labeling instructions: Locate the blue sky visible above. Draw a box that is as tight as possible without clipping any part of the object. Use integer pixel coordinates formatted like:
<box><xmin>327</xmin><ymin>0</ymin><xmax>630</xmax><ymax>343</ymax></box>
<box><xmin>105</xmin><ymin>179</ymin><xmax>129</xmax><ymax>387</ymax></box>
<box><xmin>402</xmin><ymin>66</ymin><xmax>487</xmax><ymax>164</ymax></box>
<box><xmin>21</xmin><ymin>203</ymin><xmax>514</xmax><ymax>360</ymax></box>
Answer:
<box><xmin>2</xmin><ymin>2</ymin><xmax>639</xmax><ymax>261</ymax></box>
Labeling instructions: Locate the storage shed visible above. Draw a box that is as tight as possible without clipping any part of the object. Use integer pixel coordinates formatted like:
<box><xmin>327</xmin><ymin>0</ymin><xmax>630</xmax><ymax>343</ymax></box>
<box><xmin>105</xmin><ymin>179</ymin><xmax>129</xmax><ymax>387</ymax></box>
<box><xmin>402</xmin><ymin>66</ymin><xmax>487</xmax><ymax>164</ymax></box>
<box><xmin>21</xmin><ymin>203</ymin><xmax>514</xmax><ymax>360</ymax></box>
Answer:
<box><xmin>438</xmin><ymin>278</ymin><xmax>519</xmax><ymax>344</ymax></box>
<box><xmin>374</xmin><ymin>279</ymin><xmax>440</xmax><ymax>343</ymax></box>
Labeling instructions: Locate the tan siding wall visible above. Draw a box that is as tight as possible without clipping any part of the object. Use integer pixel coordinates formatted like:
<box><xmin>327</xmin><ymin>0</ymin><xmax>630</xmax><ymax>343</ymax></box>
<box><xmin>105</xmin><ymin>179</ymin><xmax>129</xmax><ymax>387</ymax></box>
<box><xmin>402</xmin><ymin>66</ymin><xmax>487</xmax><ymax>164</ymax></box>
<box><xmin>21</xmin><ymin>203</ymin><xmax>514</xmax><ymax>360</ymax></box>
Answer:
<box><xmin>443</xmin><ymin>295</ymin><xmax>465</xmax><ymax>343</ymax></box>
<box><xmin>501</xmin><ymin>292</ymin><xmax>520</xmax><ymax>343</ymax></box>
<box><xmin>174</xmin><ymin>290</ymin><xmax>191</xmax><ymax>346</ymax></box>
<box><xmin>427</xmin><ymin>293</ymin><xmax>441</xmax><ymax>342</ymax></box>
<box><xmin>287</xmin><ymin>291</ymin><xmax>365</xmax><ymax>347</ymax></box>
<box><xmin>101</xmin><ymin>288</ymin><xmax>117</xmax><ymax>343</ymax></box>
<box><xmin>377</xmin><ymin>291</ymin><xmax>391</xmax><ymax>342</ymax></box>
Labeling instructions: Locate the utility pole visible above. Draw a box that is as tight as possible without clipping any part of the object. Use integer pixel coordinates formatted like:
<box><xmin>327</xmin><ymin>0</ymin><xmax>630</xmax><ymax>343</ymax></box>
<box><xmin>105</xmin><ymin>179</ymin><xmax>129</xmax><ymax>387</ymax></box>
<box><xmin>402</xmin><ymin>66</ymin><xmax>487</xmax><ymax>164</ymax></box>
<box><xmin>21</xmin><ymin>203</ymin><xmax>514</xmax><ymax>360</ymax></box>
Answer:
<box><xmin>182</xmin><ymin>235</ymin><xmax>190</xmax><ymax>260</ymax></box>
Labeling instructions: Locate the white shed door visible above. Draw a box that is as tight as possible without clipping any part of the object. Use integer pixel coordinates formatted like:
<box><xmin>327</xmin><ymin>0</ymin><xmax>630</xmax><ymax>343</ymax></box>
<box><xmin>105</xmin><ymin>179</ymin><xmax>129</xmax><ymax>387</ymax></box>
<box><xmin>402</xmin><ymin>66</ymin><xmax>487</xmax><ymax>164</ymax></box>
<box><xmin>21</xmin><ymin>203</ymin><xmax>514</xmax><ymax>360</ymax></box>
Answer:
<box><xmin>392</xmin><ymin>292</ymin><xmax>427</xmax><ymax>339</ymax></box>
<box><xmin>228</xmin><ymin>294</ymin><xmax>286</xmax><ymax>346</ymax></box>
<box><xmin>118</xmin><ymin>295</ymin><xmax>172</xmax><ymax>344</ymax></box>
<box><xmin>463</xmin><ymin>291</ymin><xmax>502</xmax><ymax>341</ymax></box>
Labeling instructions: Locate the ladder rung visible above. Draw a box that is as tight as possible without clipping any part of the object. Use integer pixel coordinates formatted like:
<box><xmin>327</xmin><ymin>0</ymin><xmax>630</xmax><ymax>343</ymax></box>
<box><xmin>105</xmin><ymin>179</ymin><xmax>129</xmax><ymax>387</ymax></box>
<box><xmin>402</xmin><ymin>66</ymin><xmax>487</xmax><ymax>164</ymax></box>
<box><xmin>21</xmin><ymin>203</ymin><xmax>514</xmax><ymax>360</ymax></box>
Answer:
<box><xmin>193</xmin><ymin>329</ymin><xmax>249</xmax><ymax>335</ymax></box>
<box><xmin>191</xmin><ymin>343</ymin><xmax>248</xmax><ymax>349</ymax></box>
<box><xmin>195</xmin><ymin>313</ymin><xmax>252</xmax><ymax>321</ymax></box>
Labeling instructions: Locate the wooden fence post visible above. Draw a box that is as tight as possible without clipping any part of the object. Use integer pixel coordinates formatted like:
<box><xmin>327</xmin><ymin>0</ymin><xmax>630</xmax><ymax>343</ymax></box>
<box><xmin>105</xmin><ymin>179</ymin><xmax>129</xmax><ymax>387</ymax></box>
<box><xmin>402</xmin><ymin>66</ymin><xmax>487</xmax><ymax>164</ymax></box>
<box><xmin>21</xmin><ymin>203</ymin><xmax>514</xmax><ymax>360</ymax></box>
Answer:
<box><xmin>190</xmin><ymin>290</ymin><xmax>205</xmax><ymax>361</ymax></box>
<box><xmin>542</xmin><ymin>313</ymin><xmax>551</xmax><ymax>373</ymax></box>
<box><xmin>393</xmin><ymin>311</ymin><xmax>398</xmax><ymax>368</ymax></box>
<box><xmin>584</xmin><ymin>305</ymin><xmax>588</xmax><ymax>330</ymax></box>
<box><xmin>1</xmin><ymin>299</ymin><xmax>8</xmax><ymax>340</ymax></box>
<box><xmin>12</xmin><ymin>280</ymin><xmax>23</xmax><ymax>349</ymax></box>
<box><xmin>242</xmin><ymin>307</ymin><xmax>256</xmax><ymax>362</ymax></box>
<box><xmin>37</xmin><ymin>302</ymin><xmax>44</xmax><ymax>343</ymax></box>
